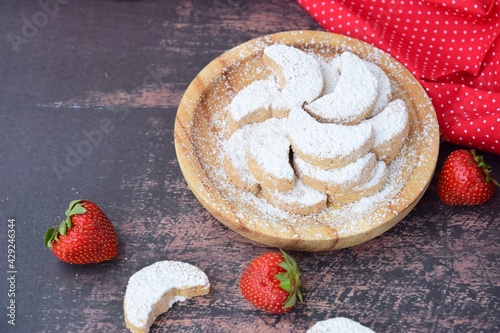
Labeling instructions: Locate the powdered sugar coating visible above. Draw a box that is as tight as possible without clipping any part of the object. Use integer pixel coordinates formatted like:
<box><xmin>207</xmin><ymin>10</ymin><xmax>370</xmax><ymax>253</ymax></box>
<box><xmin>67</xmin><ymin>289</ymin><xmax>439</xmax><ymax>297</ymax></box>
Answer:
<box><xmin>364</xmin><ymin>60</ymin><xmax>392</xmax><ymax>117</ymax></box>
<box><xmin>304</xmin><ymin>51</ymin><xmax>378</xmax><ymax>124</ymax></box>
<box><xmin>223</xmin><ymin>124</ymin><xmax>259</xmax><ymax>193</ymax></box>
<box><xmin>124</xmin><ymin>261</ymin><xmax>210</xmax><ymax>333</ymax></box>
<box><xmin>264</xmin><ymin>44</ymin><xmax>323</xmax><ymax>109</ymax></box>
<box><xmin>247</xmin><ymin>118</ymin><xmax>294</xmax><ymax>191</ymax></box>
<box><xmin>307</xmin><ymin>317</ymin><xmax>375</xmax><ymax>333</ymax></box>
<box><xmin>294</xmin><ymin>153</ymin><xmax>377</xmax><ymax>193</ymax></box>
<box><xmin>228</xmin><ymin>78</ymin><xmax>277</xmax><ymax>133</ymax></box>
<box><xmin>287</xmin><ymin>105</ymin><xmax>375</xmax><ymax>169</ymax></box>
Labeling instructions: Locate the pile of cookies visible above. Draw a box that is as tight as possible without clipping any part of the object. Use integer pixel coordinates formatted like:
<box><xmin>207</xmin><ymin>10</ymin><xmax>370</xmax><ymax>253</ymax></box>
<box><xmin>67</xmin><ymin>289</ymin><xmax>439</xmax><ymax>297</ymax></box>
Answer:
<box><xmin>224</xmin><ymin>45</ymin><xmax>409</xmax><ymax>215</ymax></box>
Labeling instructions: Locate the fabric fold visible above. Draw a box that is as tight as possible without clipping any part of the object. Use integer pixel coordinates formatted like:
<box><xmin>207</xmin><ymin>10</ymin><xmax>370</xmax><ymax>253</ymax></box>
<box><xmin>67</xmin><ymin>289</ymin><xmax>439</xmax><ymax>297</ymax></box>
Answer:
<box><xmin>296</xmin><ymin>0</ymin><xmax>500</xmax><ymax>154</ymax></box>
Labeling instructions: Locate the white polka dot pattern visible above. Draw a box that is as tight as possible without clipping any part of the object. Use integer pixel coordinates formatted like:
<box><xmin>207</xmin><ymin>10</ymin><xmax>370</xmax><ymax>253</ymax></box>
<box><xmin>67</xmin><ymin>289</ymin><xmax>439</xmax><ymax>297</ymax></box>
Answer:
<box><xmin>297</xmin><ymin>0</ymin><xmax>500</xmax><ymax>154</ymax></box>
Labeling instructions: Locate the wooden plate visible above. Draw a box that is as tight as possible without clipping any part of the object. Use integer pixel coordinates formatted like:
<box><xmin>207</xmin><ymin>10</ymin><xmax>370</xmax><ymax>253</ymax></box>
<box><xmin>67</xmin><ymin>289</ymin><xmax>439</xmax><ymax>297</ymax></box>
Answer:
<box><xmin>174</xmin><ymin>31</ymin><xmax>439</xmax><ymax>251</ymax></box>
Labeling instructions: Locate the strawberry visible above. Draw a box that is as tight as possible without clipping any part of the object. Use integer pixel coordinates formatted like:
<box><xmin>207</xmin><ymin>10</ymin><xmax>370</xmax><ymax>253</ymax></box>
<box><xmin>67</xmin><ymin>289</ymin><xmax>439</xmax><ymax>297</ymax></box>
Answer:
<box><xmin>239</xmin><ymin>249</ymin><xmax>303</xmax><ymax>314</ymax></box>
<box><xmin>438</xmin><ymin>149</ymin><xmax>499</xmax><ymax>205</ymax></box>
<box><xmin>44</xmin><ymin>200</ymin><xmax>119</xmax><ymax>264</ymax></box>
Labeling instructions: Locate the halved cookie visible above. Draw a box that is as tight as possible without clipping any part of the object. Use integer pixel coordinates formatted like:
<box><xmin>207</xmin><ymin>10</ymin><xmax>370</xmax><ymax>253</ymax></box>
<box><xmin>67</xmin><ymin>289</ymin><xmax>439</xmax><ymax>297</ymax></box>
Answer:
<box><xmin>124</xmin><ymin>261</ymin><xmax>210</xmax><ymax>333</ymax></box>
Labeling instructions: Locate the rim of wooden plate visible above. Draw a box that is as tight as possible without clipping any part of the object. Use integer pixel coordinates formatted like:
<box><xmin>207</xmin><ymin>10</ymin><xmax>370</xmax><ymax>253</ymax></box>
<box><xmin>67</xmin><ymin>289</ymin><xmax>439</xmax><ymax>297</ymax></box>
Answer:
<box><xmin>174</xmin><ymin>30</ymin><xmax>440</xmax><ymax>251</ymax></box>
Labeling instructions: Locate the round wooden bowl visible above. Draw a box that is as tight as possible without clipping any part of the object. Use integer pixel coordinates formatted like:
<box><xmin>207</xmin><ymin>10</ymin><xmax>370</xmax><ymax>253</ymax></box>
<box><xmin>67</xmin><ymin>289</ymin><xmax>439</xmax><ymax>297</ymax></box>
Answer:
<box><xmin>174</xmin><ymin>31</ymin><xmax>439</xmax><ymax>251</ymax></box>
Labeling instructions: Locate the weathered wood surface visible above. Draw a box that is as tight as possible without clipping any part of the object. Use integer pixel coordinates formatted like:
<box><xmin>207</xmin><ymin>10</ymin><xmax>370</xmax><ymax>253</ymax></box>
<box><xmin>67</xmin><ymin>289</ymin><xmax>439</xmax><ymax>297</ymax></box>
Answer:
<box><xmin>0</xmin><ymin>1</ymin><xmax>498</xmax><ymax>332</ymax></box>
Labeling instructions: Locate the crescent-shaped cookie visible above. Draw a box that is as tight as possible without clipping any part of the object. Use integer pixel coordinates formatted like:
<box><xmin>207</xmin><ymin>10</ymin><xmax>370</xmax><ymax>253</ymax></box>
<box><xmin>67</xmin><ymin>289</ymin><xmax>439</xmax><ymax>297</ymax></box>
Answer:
<box><xmin>227</xmin><ymin>79</ymin><xmax>277</xmax><ymax>134</ymax></box>
<box><xmin>287</xmin><ymin>106</ymin><xmax>375</xmax><ymax>169</ymax></box>
<box><xmin>304</xmin><ymin>51</ymin><xmax>378</xmax><ymax>125</ymax></box>
<box><xmin>364</xmin><ymin>99</ymin><xmax>409</xmax><ymax>163</ymax></box>
<box><xmin>247</xmin><ymin>118</ymin><xmax>295</xmax><ymax>192</ymax></box>
<box><xmin>124</xmin><ymin>261</ymin><xmax>210</xmax><ymax>333</ymax></box>
<box><xmin>263</xmin><ymin>44</ymin><xmax>323</xmax><ymax>118</ymax></box>
<box><xmin>293</xmin><ymin>152</ymin><xmax>378</xmax><ymax>194</ymax></box>
<box><xmin>261</xmin><ymin>178</ymin><xmax>327</xmax><ymax>215</ymax></box>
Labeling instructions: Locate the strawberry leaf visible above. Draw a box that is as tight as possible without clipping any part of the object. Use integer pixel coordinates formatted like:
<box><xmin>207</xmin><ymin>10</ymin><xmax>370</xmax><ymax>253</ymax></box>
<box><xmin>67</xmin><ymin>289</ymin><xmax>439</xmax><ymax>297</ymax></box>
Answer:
<box><xmin>279</xmin><ymin>262</ymin><xmax>292</xmax><ymax>272</ymax></box>
<box><xmin>283</xmin><ymin>291</ymin><xmax>297</xmax><ymax>309</ymax></box>
<box><xmin>275</xmin><ymin>273</ymin><xmax>288</xmax><ymax>282</ymax></box>
<box><xmin>58</xmin><ymin>222</ymin><xmax>67</xmax><ymax>236</ymax></box>
<box><xmin>280</xmin><ymin>279</ymin><xmax>292</xmax><ymax>292</ymax></box>
<box><xmin>44</xmin><ymin>227</ymin><xmax>56</xmax><ymax>248</ymax></box>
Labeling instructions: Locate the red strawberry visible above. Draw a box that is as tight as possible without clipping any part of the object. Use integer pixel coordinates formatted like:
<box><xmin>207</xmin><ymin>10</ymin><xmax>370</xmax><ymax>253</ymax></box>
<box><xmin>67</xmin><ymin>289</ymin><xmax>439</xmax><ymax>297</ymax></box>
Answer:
<box><xmin>438</xmin><ymin>149</ymin><xmax>499</xmax><ymax>205</ymax></box>
<box><xmin>44</xmin><ymin>200</ymin><xmax>119</xmax><ymax>264</ymax></box>
<box><xmin>239</xmin><ymin>249</ymin><xmax>303</xmax><ymax>314</ymax></box>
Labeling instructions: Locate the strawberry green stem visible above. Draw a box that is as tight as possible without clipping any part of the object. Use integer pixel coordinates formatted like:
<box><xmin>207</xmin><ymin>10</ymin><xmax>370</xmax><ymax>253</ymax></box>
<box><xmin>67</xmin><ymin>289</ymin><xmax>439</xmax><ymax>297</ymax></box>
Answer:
<box><xmin>471</xmin><ymin>150</ymin><xmax>500</xmax><ymax>186</ymax></box>
<box><xmin>44</xmin><ymin>200</ymin><xmax>87</xmax><ymax>248</ymax></box>
<box><xmin>276</xmin><ymin>249</ymin><xmax>303</xmax><ymax>309</ymax></box>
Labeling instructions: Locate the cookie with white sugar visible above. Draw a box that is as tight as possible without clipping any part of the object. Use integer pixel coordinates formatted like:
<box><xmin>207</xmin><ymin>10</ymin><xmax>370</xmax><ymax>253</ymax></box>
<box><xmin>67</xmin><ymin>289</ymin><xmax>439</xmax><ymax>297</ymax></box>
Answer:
<box><xmin>307</xmin><ymin>317</ymin><xmax>376</xmax><ymax>333</ymax></box>
<box><xmin>247</xmin><ymin>118</ymin><xmax>295</xmax><ymax>192</ymax></box>
<box><xmin>124</xmin><ymin>261</ymin><xmax>210</xmax><ymax>333</ymax></box>
<box><xmin>364</xmin><ymin>99</ymin><xmax>409</xmax><ymax>163</ymax></box>
<box><xmin>264</xmin><ymin>44</ymin><xmax>323</xmax><ymax>118</ymax></box>
<box><xmin>328</xmin><ymin>161</ymin><xmax>388</xmax><ymax>203</ymax></box>
<box><xmin>261</xmin><ymin>178</ymin><xmax>327</xmax><ymax>215</ymax></box>
<box><xmin>224</xmin><ymin>125</ymin><xmax>260</xmax><ymax>194</ymax></box>
<box><xmin>319</xmin><ymin>55</ymin><xmax>341</xmax><ymax>95</ymax></box>
<box><xmin>304</xmin><ymin>51</ymin><xmax>378</xmax><ymax>125</ymax></box>
<box><xmin>287</xmin><ymin>106</ymin><xmax>375</xmax><ymax>169</ymax></box>
<box><xmin>364</xmin><ymin>60</ymin><xmax>392</xmax><ymax>118</ymax></box>
<box><xmin>294</xmin><ymin>152</ymin><xmax>378</xmax><ymax>194</ymax></box>
<box><xmin>227</xmin><ymin>79</ymin><xmax>277</xmax><ymax>134</ymax></box>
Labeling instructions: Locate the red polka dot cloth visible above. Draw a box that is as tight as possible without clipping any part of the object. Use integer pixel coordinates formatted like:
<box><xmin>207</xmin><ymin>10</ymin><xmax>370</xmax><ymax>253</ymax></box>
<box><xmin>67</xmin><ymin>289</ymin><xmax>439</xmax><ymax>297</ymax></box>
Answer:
<box><xmin>296</xmin><ymin>0</ymin><xmax>500</xmax><ymax>154</ymax></box>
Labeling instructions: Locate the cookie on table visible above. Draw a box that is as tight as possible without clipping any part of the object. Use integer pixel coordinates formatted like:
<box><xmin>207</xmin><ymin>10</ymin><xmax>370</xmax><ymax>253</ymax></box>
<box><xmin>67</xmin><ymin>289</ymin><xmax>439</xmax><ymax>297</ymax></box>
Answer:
<box><xmin>124</xmin><ymin>261</ymin><xmax>210</xmax><ymax>333</ymax></box>
<box><xmin>307</xmin><ymin>317</ymin><xmax>376</xmax><ymax>333</ymax></box>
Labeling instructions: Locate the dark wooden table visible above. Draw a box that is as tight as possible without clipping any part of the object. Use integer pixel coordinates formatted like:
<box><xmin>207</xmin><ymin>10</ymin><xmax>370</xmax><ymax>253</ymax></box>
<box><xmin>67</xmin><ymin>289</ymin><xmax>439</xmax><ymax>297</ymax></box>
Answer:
<box><xmin>1</xmin><ymin>1</ymin><xmax>499</xmax><ymax>332</ymax></box>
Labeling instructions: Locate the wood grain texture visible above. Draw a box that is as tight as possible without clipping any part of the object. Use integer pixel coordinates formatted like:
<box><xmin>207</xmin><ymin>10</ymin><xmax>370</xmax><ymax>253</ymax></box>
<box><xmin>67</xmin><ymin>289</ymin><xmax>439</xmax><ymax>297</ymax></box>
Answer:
<box><xmin>0</xmin><ymin>1</ymin><xmax>498</xmax><ymax>332</ymax></box>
